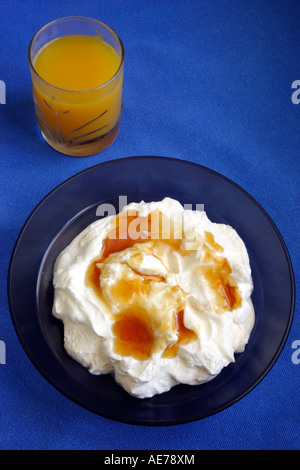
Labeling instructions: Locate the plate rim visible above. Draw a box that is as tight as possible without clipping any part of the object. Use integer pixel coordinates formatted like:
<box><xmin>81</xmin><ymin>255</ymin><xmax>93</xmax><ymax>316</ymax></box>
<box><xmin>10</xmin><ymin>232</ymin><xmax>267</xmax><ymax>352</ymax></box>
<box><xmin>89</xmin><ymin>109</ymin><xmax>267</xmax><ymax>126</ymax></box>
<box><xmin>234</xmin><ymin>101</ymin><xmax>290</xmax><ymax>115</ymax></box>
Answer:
<box><xmin>7</xmin><ymin>155</ymin><xmax>295</xmax><ymax>425</ymax></box>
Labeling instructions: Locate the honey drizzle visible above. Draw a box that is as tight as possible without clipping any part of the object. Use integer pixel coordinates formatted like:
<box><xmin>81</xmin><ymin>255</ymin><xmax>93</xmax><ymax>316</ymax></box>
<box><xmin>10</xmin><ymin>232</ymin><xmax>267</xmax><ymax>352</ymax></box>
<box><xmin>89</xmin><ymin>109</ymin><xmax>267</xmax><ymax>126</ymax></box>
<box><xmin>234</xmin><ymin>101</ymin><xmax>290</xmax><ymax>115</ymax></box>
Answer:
<box><xmin>112</xmin><ymin>308</ymin><xmax>154</xmax><ymax>361</ymax></box>
<box><xmin>85</xmin><ymin>211</ymin><xmax>180</xmax><ymax>297</ymax></box>
<box><xmin>85</xmin><ymin>259</ymin><xmax>102</xmax><ymax>298</ymax></box>
<box><xmin>84</xmin><ymin>212</ymin><xmax>241</xmax><ymax>361</ymax></box>
<box><xmin>201</xmin><ymin>231</ymin><xmax>241</xmax><ymax>311</ymax></box>
<box><xmin>101</xmin><ymin>214</ymin><xmax>148</xmax><ymax>261</ymax></box>
<box><xmin>162</xmin><ymin>310</ymin><xmax>197</xmax><ymax>358</ymax></box>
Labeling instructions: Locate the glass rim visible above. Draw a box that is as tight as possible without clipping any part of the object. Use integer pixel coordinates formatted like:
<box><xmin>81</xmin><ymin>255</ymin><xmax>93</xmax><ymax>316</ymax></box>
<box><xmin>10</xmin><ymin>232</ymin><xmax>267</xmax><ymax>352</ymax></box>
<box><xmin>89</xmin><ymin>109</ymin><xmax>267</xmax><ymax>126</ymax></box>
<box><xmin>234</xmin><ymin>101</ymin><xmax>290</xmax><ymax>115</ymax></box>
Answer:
<box><xmin>27</xmin><ymin>16</ymin><xmax>125</xmax><ymax>94</ymax></box>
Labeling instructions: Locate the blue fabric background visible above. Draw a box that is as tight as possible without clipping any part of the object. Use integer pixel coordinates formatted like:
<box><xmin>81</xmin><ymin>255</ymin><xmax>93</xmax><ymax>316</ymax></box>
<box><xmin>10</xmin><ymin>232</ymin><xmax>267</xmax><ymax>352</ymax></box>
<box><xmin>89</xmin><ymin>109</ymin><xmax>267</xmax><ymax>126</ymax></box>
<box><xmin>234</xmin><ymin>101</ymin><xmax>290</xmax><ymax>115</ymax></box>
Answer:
<box><xmin>0</xmin><ymin>0</ymin><xmax>299</xmax><ymax>450</ymax></box>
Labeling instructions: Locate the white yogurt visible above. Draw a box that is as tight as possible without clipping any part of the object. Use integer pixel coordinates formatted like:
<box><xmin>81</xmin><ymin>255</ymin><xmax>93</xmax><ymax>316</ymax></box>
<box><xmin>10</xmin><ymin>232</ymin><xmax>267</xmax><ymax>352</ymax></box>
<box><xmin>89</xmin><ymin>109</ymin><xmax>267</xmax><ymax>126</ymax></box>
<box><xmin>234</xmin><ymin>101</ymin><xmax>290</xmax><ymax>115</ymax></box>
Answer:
<box><xmin>52</xmin><ymin>197</ymin><xmax>255</xmax><ymax>398</ymax></box>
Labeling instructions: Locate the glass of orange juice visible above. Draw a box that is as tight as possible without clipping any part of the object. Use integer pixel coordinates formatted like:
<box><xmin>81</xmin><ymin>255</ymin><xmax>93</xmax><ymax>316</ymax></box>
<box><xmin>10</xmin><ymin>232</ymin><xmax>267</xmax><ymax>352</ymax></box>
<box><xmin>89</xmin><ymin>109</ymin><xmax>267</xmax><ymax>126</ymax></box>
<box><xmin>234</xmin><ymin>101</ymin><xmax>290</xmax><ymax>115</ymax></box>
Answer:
<box><xmin>28</xmin><ymin>17</ymin><xmax>125</xmax><ymax>157</ymax></box>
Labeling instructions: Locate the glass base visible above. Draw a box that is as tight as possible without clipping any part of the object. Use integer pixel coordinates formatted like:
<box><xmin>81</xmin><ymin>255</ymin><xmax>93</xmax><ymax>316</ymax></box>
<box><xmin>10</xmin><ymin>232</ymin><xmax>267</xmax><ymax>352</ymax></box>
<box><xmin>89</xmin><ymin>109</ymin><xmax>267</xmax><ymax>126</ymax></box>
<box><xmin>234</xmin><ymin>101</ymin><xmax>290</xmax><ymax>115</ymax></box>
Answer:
<box><xmin>41</xmin><ymin>119</ymin><xmax>121</xmax><ymax>157</ymax></box>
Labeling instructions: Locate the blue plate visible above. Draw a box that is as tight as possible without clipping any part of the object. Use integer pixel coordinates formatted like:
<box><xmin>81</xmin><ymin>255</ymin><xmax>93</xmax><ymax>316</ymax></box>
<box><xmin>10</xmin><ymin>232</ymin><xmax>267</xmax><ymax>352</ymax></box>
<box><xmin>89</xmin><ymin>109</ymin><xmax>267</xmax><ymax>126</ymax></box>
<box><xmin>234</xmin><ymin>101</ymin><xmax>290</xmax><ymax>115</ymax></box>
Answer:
<box><xmin>7</xmin><ymin>156</ymin><xmax>294</xmax><ymax>425</ymax></box>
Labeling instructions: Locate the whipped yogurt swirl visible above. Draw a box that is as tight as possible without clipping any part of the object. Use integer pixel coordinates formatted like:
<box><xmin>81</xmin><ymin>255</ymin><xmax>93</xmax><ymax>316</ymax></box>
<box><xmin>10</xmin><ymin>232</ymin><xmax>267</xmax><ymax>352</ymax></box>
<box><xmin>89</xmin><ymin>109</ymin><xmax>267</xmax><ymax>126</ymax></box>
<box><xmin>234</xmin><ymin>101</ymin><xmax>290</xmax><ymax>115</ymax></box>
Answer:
<box><xmin>52</xmin><ymin>197</ymin><xmax>255</xmax><ymax>398</ymax></box>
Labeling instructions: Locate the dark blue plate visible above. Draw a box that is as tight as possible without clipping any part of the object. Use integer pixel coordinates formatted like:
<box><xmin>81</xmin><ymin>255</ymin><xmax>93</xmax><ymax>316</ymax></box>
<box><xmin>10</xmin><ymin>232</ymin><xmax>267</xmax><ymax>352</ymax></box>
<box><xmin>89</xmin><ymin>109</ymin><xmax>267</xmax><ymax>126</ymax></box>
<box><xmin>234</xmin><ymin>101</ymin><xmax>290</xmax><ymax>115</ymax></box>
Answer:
<box><xmin>7</xmin><ymin>156</ymin><xmax>294</xmax><ymax>425</ymax></box>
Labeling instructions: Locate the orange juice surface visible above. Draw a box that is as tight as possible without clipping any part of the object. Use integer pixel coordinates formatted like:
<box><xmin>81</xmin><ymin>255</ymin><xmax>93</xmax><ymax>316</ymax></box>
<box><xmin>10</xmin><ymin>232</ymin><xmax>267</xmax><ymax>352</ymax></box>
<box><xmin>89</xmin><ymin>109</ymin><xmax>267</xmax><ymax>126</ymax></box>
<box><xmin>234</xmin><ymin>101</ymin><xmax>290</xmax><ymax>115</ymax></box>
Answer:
<box><xmin>32</xmin><ymin>34</ymin><xmax>123</xmax><ymax>155</ymax></box>
<box><xmin>34</xmin><ymin>35</ymin><xmax>120</xmax><ymax>90</ymax></box>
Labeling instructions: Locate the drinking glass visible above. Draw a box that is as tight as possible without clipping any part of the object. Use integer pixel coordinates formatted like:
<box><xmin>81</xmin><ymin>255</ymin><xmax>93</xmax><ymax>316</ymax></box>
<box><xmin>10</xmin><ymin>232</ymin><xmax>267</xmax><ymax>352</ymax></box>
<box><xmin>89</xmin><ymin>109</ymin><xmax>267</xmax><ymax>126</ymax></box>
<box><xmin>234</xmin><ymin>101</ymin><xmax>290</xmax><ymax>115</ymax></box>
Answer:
<box><xmin>28</xmin><ymin>17</ymin><xmax>125</xmax><ymax>156</ymax></box>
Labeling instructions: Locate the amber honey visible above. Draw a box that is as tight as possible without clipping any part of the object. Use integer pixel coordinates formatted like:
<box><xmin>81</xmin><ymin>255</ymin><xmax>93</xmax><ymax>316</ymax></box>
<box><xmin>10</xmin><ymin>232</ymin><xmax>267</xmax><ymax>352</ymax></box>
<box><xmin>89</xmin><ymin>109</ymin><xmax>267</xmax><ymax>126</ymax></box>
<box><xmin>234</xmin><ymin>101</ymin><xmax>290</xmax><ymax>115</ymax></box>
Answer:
<box><xmin>200</xmin><ymin>231</ymin><xmax>241</xmax><ymax>312</ymax></box>
<box><xmin>85</xmin><ymin>211</ymin><xmax>241</xmax><ymax>361</ymax></box>
<box><xmin>162</xmin><ymin>310</ymin><xmax>197</xmax><ymax>358</ymax></box>
<box><xmin>112</xmin><ymin>308</ymin><xmax>154</xmax><ymax>361</ymax></box>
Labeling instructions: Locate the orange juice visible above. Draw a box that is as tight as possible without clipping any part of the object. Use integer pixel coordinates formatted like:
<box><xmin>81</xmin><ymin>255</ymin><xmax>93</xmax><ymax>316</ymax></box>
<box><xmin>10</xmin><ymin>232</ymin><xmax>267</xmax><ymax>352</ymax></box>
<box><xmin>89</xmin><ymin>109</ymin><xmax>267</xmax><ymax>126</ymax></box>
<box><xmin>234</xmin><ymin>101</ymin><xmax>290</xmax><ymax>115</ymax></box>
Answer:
<box><xmin>31</xmin><ymin>33</ymin><xmax>123</xmax><ymax>156</ymax></box>
<box><xmin>34</xmin><ymin>35</ymin><xmax>120</xmax><ymax>91</ymax></box>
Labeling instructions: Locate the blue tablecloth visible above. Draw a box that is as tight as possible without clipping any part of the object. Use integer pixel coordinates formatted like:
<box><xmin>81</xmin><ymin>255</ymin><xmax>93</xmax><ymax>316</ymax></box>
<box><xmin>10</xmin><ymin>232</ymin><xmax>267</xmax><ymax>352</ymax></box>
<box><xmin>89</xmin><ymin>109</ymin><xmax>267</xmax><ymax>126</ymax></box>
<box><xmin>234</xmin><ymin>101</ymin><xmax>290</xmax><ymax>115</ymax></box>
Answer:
<box><xmin>0</xmin><ymin>0</ymin><xmax>299</xmax><ymax>450</ymax></box>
